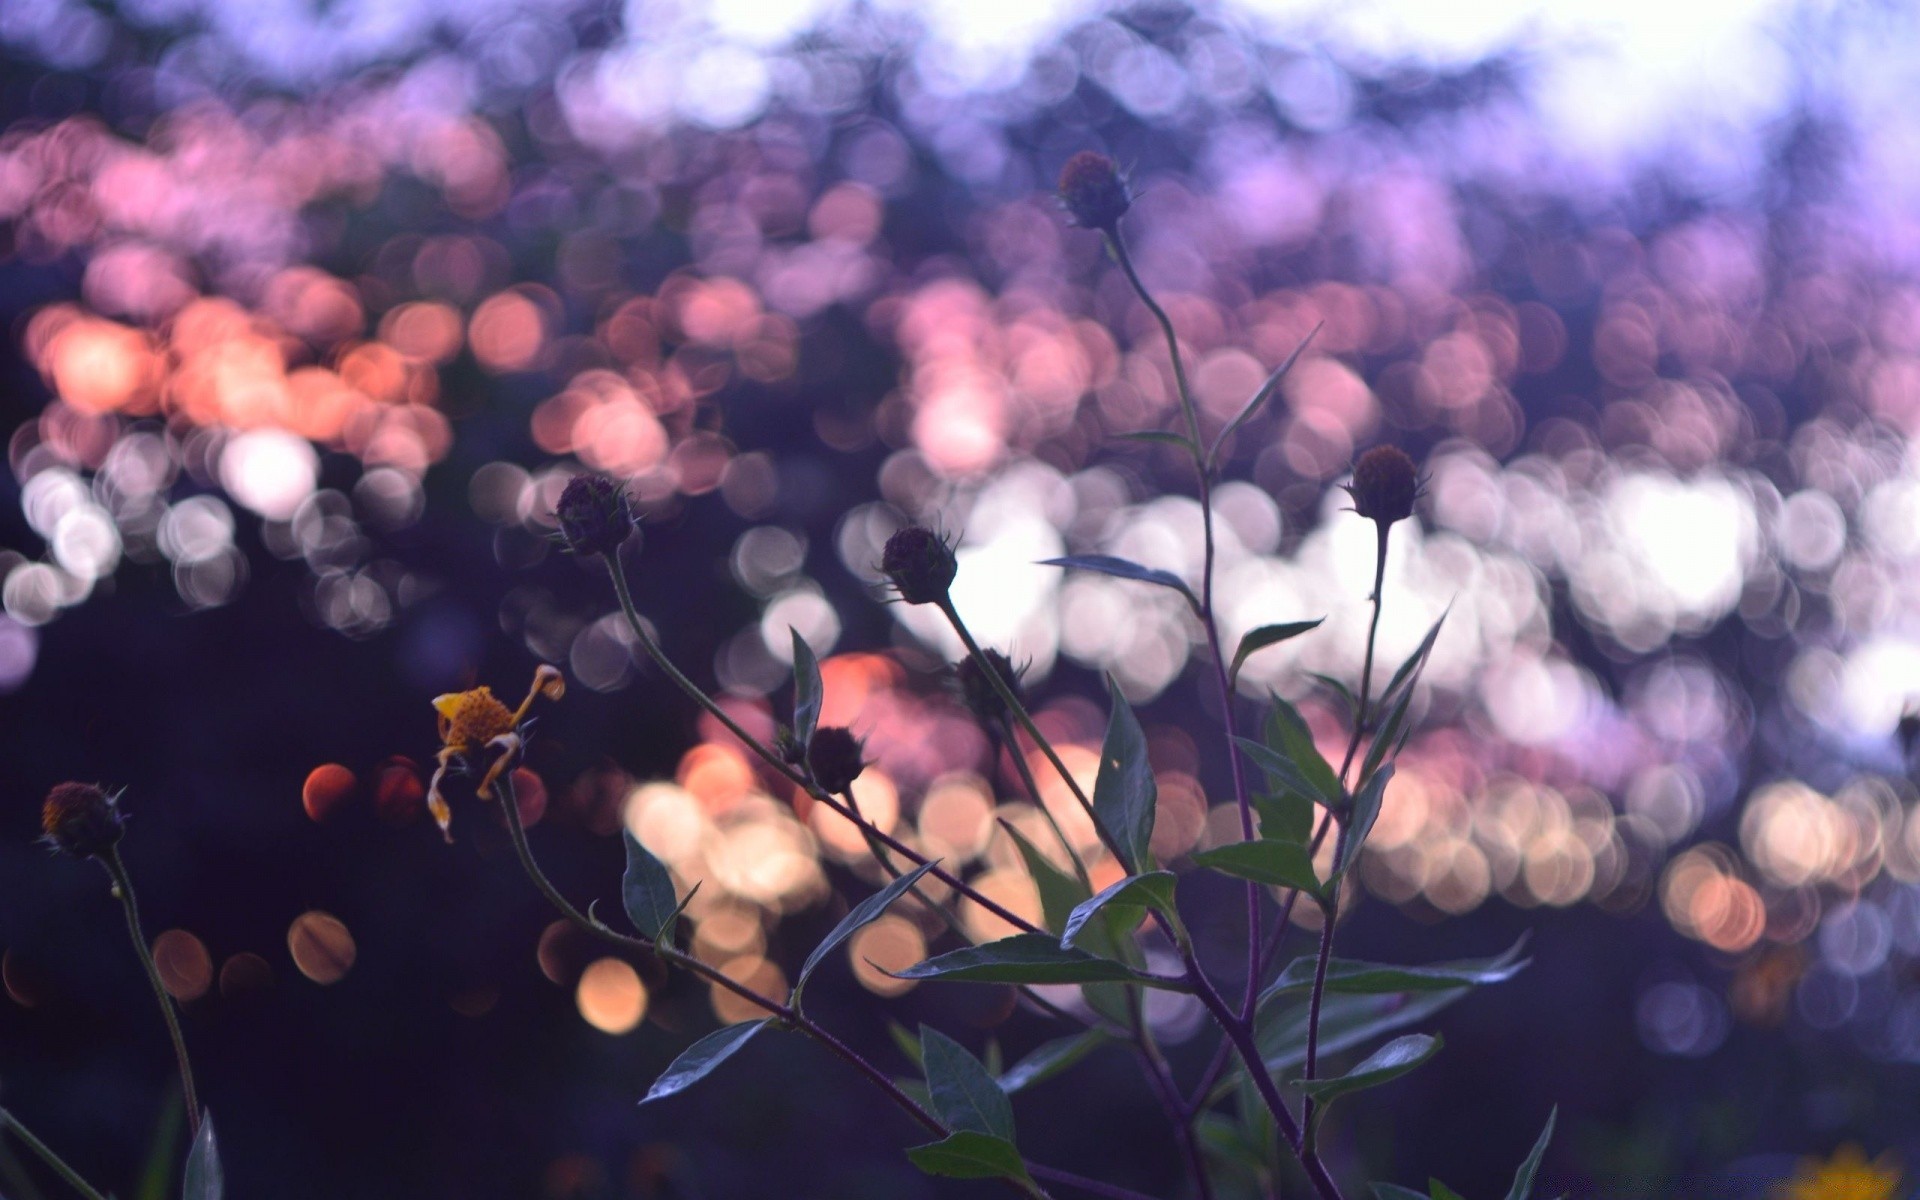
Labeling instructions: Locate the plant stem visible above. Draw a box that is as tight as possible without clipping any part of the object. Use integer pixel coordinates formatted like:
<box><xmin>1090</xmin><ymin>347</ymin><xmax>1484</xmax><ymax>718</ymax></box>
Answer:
<box><xmin>994</xmin><ymin>716</ymin><xmax>1092</xmax><ymax>891</ymax></box>
<box><xmin>0</xmin><ymin>1111</ymin><xmax>109</xmax><ymax>1200</ymax></box>
<box><xmin>1028</xmin><ymin>1163</ymin><xmax>1165</xmax><ymax>1200</ymax></box>
<box><xmin>493</xmin><ymin>774</ymin><xmax>946</xmax><ymax>1136</ymax></box>
<box><xmin>604</xmin><ymin>553</ymin><xmax>1043</xmax><ymax>936</ymax></box>
<box><xmin>1125</xmin><ymin>990</ymin><xmax>1213</xmax><ymax>1200</ymax></box>
<box><xmin>1299</xmin><ymin>824</ymin><xmax>1349</xmax><ymax>1131</ymax></box>
<box><xmin>100</xmin><ymin>849</ymin><xmax>199</xmax><ymax>1137</ymax></box>
<box><xmin>1105</xmin><ymin>228</ymin><xmax>1264</xmax><ymax>1022</ymax></box>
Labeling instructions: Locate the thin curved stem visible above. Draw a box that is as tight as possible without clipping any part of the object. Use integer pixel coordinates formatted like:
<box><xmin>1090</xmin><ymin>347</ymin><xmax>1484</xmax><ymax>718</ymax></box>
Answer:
<box><xmin>994</xmin><ymin>716</ymin><xmax>1092</xmax><ymax>891</ymax></box>
<box><xmin>493</xmin><ymin>773</ymin><xmax>945</xmax><ymax>1136</ymax></box>
<box><xmin>1106</xmin><ymin>228</ymin><xmax>1264</xmax><ymax>1021</ymax></box>
<box><xmin>1125</xmin><ymin>991</ymin><xmax>1214</xmax><ymax>1200</ymax></box>
<box><xmin>101</xmin><ymin>849</ymin><xmax>199</xmax><ymax>1137</ymax></box>
<box><xmin>604</xmin><ymin>554</ymin><xmax>1044</xmax><ymax>937</ymax></box>
<box><xmin>0</xmin><ymin>1111</ymin><xmax>109</xmax><ymax>1200</ymax></box>
<box><xmin>1029</xmin><ymin>1162</ymin><xmax>1164</xmax><ymax>1200</ymax></box>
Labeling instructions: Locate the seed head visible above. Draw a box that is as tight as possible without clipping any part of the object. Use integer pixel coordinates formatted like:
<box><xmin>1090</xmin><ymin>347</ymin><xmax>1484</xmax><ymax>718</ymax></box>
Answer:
<box><xmin>553</xmin><ymin>473</ymin><xmax>634</xmax><ymax>558</ymax></box>
<box><xmin>1057</xmin><ymin>151</ymin><xmax>1131</xmax><ymax>232</ymax></box>
<box><xmin>956</xmin><ymin>650</ymin><xmax>1021</xmax><ymax>726</ymax></box>
<box><xmin>41</xmin><ymin>782</ymin><xmax>125</xmax><ymax>859</ymax></box>
<box><xmin>881</xmin><ymin>525</ymin><xmax>957</xmax><ymax>606</ymax></box>
<box><xmin>1344</xmin><ymin>446</ymin><xmax>1420</xmax><ymax>527</ymax></box>
<box><xmin>807</xmin><ymin>726</ymin><xmax>867</xmax><ymax>795</ymax></box>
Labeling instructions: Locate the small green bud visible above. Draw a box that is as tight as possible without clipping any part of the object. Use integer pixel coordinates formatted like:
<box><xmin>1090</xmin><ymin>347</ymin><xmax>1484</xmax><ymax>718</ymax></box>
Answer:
<box><xmin>553</xmin><ymin>474</ymin><xmax>635</xmax><ymax>558</ymax></box>
<box><xmin>807</xmin><ymin>726</ymin><xmax>867</xmax><ymax>795</ymax></box>
<box><xmin>880</xmin><ymin>526</ymin><xmax>957</xmax><ymax>606</ymax></box>
<box><xmin>41</xmin><ymin>782</ymin><xmax>125</xmax><ymax>859</ymax></box>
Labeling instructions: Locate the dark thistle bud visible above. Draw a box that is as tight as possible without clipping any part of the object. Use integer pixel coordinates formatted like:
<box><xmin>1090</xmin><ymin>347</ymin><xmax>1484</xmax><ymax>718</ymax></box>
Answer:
<box><xmin>1344</xmin><ymin>446</ymin><xmax>1420</xmax><ymax>527</ymax></box>
<box><xmin>807</xmin><ymin>726</ymin><xmax>867</xmax><ymax>794</ymax></box>
<box><xmin>553</xmin><ymin>474</ymin><xmax>634</xmax><ymax>558</ymax></box>
<box><xmin>957</xmin><ymin>650</ymin><xmax>1021</xmax><ymax>726</ymax></box>
<box><xmin>1057</xmin><ymin>151</ymin><xmax>1131</xmax><ymax>232</ymax></box>
<box><xmin>881</xmin><ymin>525</ymin><xmax>957</xmax><ymax>606</ymax></box>
<box><xmin>41</xmin><ymin>782</ymin><xmax>125</xmax><ymax>859</ymax></box>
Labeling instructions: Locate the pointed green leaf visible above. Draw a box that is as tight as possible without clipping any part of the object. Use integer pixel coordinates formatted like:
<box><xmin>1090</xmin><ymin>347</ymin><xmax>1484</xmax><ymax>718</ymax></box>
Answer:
<box><xmin>920</xmin><ymin>1027</ymin><xmax>1015</xmax><ymax>1141</ymax></box>
<box><xmin>794</xmin><ymin>860</ymin><xmax>939</xmax><ymax>1006</ymax></box>
<box><xmin>1234</xmin><ymin>735</ymin><xmax>1329</xmax><ymax>811</ymax></box>
<box><xmin>1372</xmin><ymin>1187</ymin><xmax>1430</xmax><ymax>1200</ymax></box>
<box><xmin>888</xmin><ymin>1020</ymin><xmax>923</xmax><ymax>1069</ymax></box>
<box><xmin>182</xmin><ymin>1113</ymin><xmax>222</xmax><ymax>1200</ymax></box>
<box><xmin>999</xmin><ymin>819</ymin><xmax>1090</xmax><ymax>936</ymax></box>
<box><xmin>1266</xmin><ymin>694</ymin><xmax>1342</xmax><ymax>804</ymax></box>
<box><xmin>1311</xmin><ymin>672</ymin><xmax>1358</xmax><ymax>721</ymax></box>
<box><xmin>891</xmin><ymin>934</ymin><xmax>1186</xmax><ymax>989</ymax></box>
<box><xmin>1061</xmin><ymin>871</ymin><xmax>1176</xmax><ymax>951</ymax></box>
<box><xmin>1295</xmin><ymin>1033</ymin><xmax>1441</xmax><ymax>1110</ymax></box>
<box><xmin>1207</xmin><ymin>322</ymin><xmax>1321</xmax><ymax>469</ymax></box>
<box><xmin>906</xmin><ymin>1131</ymin><xmax>1033</xmax><ymax>1186</ymax></box>
<box><xmin>1252</xmin><ymin>789</ymin><xmax>1316</xmax><ymax>846</ymax></box>
<box><xmin>1435</xmin><ymin>1184</ymin><xmax>1470</xmax><ymax>1200</ymax></box>
<box><xmin>622</xmin><ymin>830</ymin><xmax>683</xmax><ymax>944</ymax></box>
<box><xmin>1372</xmin><ymin>608</ymin><xmax>1448</xmax><ymax>721</ymax></box>
<box><xmin>642</xmin><ymin>1019</ymin><xmax>770</xmax><ymax>1103</ymax></box>
<box><xmin>998</xmin><ymin>1029</ymin><xmax>1109</xmax><ymax>1094</ymax></box>
<box><xmin>1361</xmin><ymin>677</ymin><xmax>1417</xmax><ymax>786</ymax></box>
<box><xmin>1255</xmin><ymin>988</ymin><xmax>1469</xmax><ymax>1076</ymax></box>
<box><xmin>1040</xmin><ymin>555</ymin><xmax>1199</xmax><ymax>611</ymax></box>
<box><xmin>1192</xmin><ymin>840</ymin><xmax>1322</xmax><ymax>897</ymax></box>
<box><xmin>1228</xmin><ymin>620</ymin><xmax>1325</xmax><ymax>691</ymax></box>
<box><xmin>1504</xmin><ymin>1107</ymin><xmax>1557</xmax><ymax>1200</ymax></box>
<box><xmin>1118</xmin><ymin>430</ymin><xmax>1200</xmax><ymax>453</ymax></box>
<box><xmin>790</xmin><ymin>627</ymin><xmax>823</xmax><ymax>749</ymax></box>
<box><xmin>1263</xmin><ymin>938</ymin><xmax>1530</xmax><ymax>1002</ymax></box>
<box><xmin>1094</xmin><ymin>676</ymin><xmax>1158</xmax><ymax>873</ymax></box>
<box><xmin>1336</xmin><ymin>765</ymin><xmax>1393</xmax><ymax>879</ymax></box>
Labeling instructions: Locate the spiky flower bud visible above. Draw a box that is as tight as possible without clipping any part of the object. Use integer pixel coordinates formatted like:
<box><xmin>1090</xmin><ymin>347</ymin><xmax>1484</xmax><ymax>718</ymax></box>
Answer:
<box><xmin>957</xmin><ymin>650</ymin><xmax>1021</xmax><ymax>726</ymax></box>
<box><xmin>807</xmin><ymin>726</ymin><xmax>867</xmax><ymax>795</ymax></box>
<box><xmin>1057</xmin><ymin>151</ymin><xmax>1131</xmax><ymax>232</ymax></box>
<box><xmin>553</xmin><ymin>474</ymin><xmax>634</xmax><ymax>558</ymax></box>
<box><xmin>1344</xmin><ymin>446</ymin><xmax>1420</xmax><ymax>527</ymax></box>
<box><xmin>881</xmin><ymin>526</ymin><xmax>957</xmax><ymax>606</ymax></box>
<box><xmin>41</xmin><ymin>782</ymin><xmax>125</xmax><ymax>859</ymax></box>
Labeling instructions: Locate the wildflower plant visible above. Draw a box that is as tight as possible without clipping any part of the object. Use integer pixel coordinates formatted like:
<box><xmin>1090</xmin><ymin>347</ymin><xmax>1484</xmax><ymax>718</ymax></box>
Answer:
<box><xmin>440</xmin><ymin>152</ymin><xmax>1559</xmax><ymax>1200</ymax></box>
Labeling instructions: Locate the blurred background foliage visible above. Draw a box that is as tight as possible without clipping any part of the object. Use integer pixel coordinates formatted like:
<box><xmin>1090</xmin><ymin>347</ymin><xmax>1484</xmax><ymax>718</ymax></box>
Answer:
<box><xmin>4</xmin><ymin>0</ymin><xmax>1920</xmax><ymax>1196</ymax></box>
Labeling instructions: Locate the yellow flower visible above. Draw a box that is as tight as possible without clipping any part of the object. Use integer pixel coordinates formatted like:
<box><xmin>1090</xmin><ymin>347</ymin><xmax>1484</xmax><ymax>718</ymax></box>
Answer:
<box><xmin>427</xmin><ymin>665</ymin><xmax>565</xmax><ymax>842</ymax></box>
<box><xmin>1773</xmin><ymin>1145</ymin><xmax>1902</xmax><ymax>1200</ymax></box>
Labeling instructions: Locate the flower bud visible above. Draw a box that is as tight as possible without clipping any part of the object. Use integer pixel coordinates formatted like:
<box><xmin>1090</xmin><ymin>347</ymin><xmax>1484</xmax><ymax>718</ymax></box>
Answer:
<box><xmin>553</xmin><ymin>473</ymin><xmax>634</xmax><ymax>558</ymax></box>
<box><xmin>807</xmin><ymin>726</ymin><xmax>867</xmax><ymax>795</ymax></box>
<box><xmin>957</xmin><ymin>650</ymin><xmax>1021</xmax><ymax>726</ymax></box>
<box><xmin>41</xmin><ymin>782</ymin><xmax>125</xmax><ymax>859</ymax></box>
<box><xmin>1057</xmin><ymin>151</ymin><xmax>1131</xmax><ymax>232</ymax></box>
<box><xmin>881</xmin><ymin>526</ymin><xmax>957</xmax><ymax>606</ymax></box>
<box><xmin>1344</xmin><ymin>446</ymin><xmax>1420</xmax><ymax>527</ymax></box>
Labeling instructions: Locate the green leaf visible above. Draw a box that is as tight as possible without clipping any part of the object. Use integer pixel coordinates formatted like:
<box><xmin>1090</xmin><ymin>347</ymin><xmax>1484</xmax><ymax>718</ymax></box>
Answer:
<box><xmin>1335</xmin><ymin>765</ymin><xmax>1393</xmax><ymax>879</ymax></box>
<box><xmin>1040</xmin><ymin>555</ymin><xmax>1199</xmax><ymax>611</ymax></box>
<box><xmin>622</xmin><ymin>830</ymin><xmax>683</xmax><ymax>944</ymax></box>
<box><xmin>906</xmin><ymin>1131</ymin><xmax>1033</xmax><ymax>1186</ymax></box>
<box><xmin>794</xmin><ymin>860</ymin><xmax>939</xmax><ymax>1006</ymax></box>
<box><xmin>1234</xmin><ymin>736</ymin><xmax>1330</xmax><ymax>813</ymax></box>
<box><xmin>920</xmin><ymin>1027</ymin><xmax>1015</xmax><ymax>1141</ymax></box>
<box><xmin>1266</xmin><ymin>694</ymin><xmax>1342</xmax><ymax>804</ymax></box>
<box><xmin>1061</xmin><ymin>871</ymin><xmax>1176</xmax><ymax>951</ymax></box>
<box><xmin>642</xmin><ymin>1019</ymin><xmax>769</xmax><ymax>1103</ymax></box>
<box><xmin>790</xmin><ymin>627</ymin><xmax>823</xmax><ymax>750</ymax></box>
<box><xmin>1295</xmin><ymin>1033</ymin><xmax>1442</xmax><ymax>1111</ymax></box>
<box><xmin>1093</xmin><ymin>676</ymin><xmax>1158</xmax><ymax>874</ymax></box>
<box><xmin>888</xmin><ymin>1020</ymin><xmax>923</xmax><ymax>1069</ymax></box>
<box><xmin>891</xmin><ymin>933</ymin><xmax>1186</xmax><ymax>989</ymax></box>
<box><xmin>1118</xmin><ymin>430</ymin><xmax>1199</xmax><ymax>453</ymax></box>
<box><xmin>1434</xmin><ymin>1184</ymin><xmax>1470</xmax><ymax>1200</ymax></box>
<box><xmin>1372</xmin><ymin>1186</ymin><xmax>1431</xmax><ymax>1200</ymax></box>
<box><xmin>1372</xmin><ymin>607</ymin><xmax>1448</xmax><ymax>720</ymax></box>
<box><xmin>182</xmin><ymin>1113</ymin><xmax>222</xmax><ymax>1200</ymax></box>
<box><xmin>1207</xmin><ymin>321</ymin><xmax>1321</xmax><ymax>470</ymax></box>
<box><xmin>1228</xmin><ymin>620</ymin><xmax>1325</xmax><ymax>690</ymax></box>
<box><xmin>998</xmin><ymin>1029</ymin><xmax>1108</xmax><ymax>1094</ymax></box>
<box><xmin>999</xmin><ymin>819</ymin><xmax>1090</xmax><ymax>936</ymax></box>
<box><xmin>1252</xmin><ymin>789</ymin><xmax>1316</xmax><ymax>846</ymax></box>
<box><xmin>1191</xmin><ymin>841</ymin><xmax>1322</xmax><ymax>897</ymax></box>
<box><xmin>1361</xmin><ymin>678</ymin><xmax>1417</xmax><ymax>787</ymax></box>
<box><xmin>1310</xmin><ymin>672</ymin><xmax>1358</xmax><ymax>721</ymax></box>
<box><xmin>1504</xmin><ymin>1107</ymin><xmax>1557</xmax><ymax>1200</ymax></box>
<box><xmin>1263</xmin><ymin>938</ymin><xmax>1530</xmax><ymax>1002</ymax></box>
<box><xmin>1255</xmin><ymin>988</ymin><xmax>1470</xmax><ymax>1076</ymax></box>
